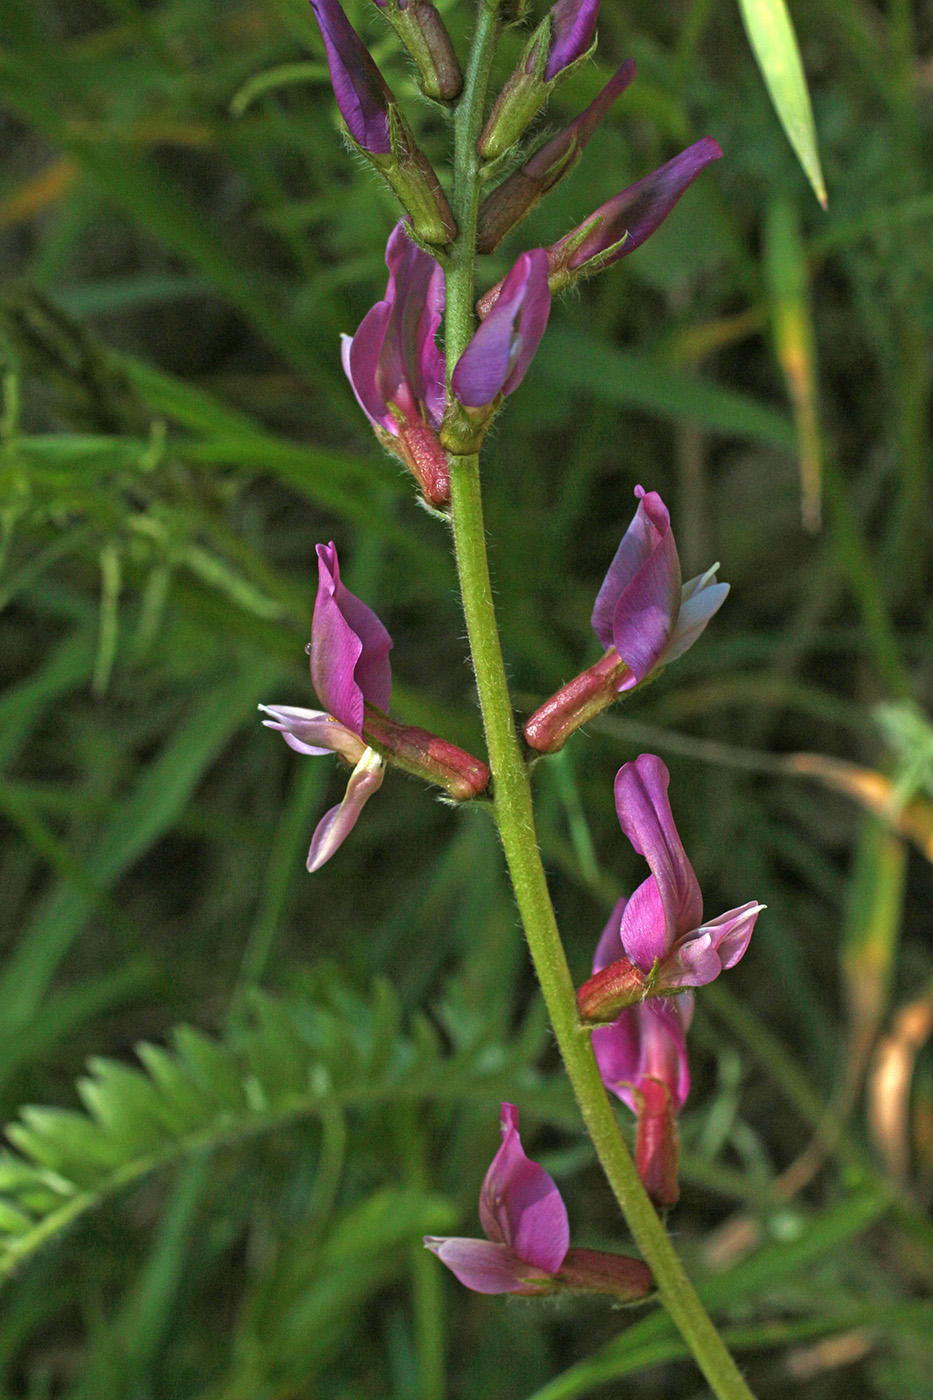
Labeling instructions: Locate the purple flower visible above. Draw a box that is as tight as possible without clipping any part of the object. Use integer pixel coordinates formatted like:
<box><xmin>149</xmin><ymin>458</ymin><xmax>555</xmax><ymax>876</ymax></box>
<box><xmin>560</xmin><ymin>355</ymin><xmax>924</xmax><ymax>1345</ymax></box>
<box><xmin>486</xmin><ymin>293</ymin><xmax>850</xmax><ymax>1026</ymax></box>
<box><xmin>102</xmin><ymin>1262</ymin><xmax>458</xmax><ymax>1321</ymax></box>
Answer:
<box><xmin>592</xmin><ymin>485</ymin><xmax>729</xmax><ymax>691</ymax></box>
<box><xmin>451</xmin><ymin>250</ymin><xmax>551</xmax><ymax>408</ymax></box>
<box><xmin>425</xmin><ymin>1104</ymin><xmax>652</xmax><ymax>1299</ymax></box>
<box><xmin>342</xmin><ymin>222</ymin><xmax>450</xmax><ymax>504</ymax></box>
<box><xmin>523</xmin><ymin>487</ymin><xmax>731</xmax><ymax>754</ymax></box>
<box><xmin>260</xmin><ymin>542</ymin><xmax>393</xmax><ymax>871</ymax></box>
<box><xmin>309</xmin><ymin>0</ymin><xmax>393</xmax><ymax>154</ymax></box>
<box><xmin>545</xmin><ymin>0</ymin><xmax>600</xmax><ymax>80</ymax></box>
<box><xmin>547</xmin><ymin>138</ymin><xmax>722</xmax><ymax>287</ymax></box>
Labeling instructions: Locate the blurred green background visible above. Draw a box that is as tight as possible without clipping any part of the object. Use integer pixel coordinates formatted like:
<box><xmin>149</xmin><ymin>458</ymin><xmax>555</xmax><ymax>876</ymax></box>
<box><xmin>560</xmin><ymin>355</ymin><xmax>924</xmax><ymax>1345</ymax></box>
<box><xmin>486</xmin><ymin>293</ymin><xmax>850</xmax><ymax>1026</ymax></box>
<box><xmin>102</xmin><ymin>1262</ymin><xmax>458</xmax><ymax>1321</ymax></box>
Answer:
<box><xmin>1</xmin><ymin>0</ymin><xmax>932</xmax><ymax>1395</ymax></box>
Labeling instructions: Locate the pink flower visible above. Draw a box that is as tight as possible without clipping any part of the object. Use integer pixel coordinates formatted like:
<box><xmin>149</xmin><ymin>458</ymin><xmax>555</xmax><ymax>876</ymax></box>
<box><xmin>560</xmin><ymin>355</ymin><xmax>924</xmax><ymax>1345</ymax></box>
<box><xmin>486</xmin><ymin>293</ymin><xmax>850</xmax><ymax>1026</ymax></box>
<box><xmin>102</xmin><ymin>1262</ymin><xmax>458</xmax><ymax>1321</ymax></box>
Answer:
<box><xmin>342</xmin><ymin>223</ymin><xmax>450</xmax><ymax>505</ymax></box>
<box><xmin>583</xmin><ymin>757</ymin><xmax>763</xmax><ymax>1205</ymax></box>
<box><xmin>608</xmin><ymin>755</ymin><xmax>762</xmax><ymax>982</ymax></box>
<box><xmin>524</xmin><ymin>489</ymin><xmax>729</xmax><ymax>753</ymax></box>
<box><xmin>260</xmin><ymin>542</ymin><xmax>392</xmax><ymax>871</ymax></box>
<box><xmin>592</xmin><ymin>487</ymin><xmax>729</xmax><ymax>692</ymax></box>
<box><xmin>425</xmin><ymin>1104</ymin><xmax>651</xmax><ymax>1299</ymax></box>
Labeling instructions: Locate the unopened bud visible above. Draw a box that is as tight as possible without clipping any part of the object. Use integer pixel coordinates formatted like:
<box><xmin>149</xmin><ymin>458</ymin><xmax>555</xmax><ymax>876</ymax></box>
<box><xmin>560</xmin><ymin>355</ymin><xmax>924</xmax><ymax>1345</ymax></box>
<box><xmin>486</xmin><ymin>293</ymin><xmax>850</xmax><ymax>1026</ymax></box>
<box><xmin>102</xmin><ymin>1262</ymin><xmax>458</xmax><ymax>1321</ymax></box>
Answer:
<box><xmin>524</xmin><ymin>649</ymin><xmax>629</xmax><ymax>754</ymax></box>
<box><xmin>375</xmin><ymin>0</ymin><xmax>463</xmax><ymax>101</ymax></box>
<box><xmin>478</xmin><ymin>0</ymin><xmax>600</xmax><ymax>160</ymax></box>
<box><xmin>477</xmin><ymin>61</ymin><xmax>635</xmax><ymax>254</ymax></box>
<box><xmin>362</xmin><ymin>704</ymin><xmax>490</xmax><ymax>798</ymax></box>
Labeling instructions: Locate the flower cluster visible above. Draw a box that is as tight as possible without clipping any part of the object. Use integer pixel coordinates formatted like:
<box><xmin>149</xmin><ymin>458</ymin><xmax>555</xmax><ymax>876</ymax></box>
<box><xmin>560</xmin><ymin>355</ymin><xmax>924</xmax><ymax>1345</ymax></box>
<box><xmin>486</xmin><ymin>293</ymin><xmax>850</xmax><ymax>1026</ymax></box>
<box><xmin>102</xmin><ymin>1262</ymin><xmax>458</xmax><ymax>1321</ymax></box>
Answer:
<box><xmin>305</xmin><ymin>0</ymin><xmax>721</xmax><ymax>501</ymax></box>
<box><xmin>259</xmin><ymin>0</ymin><xmax>763</xmax><ymax>1313</ymax></box>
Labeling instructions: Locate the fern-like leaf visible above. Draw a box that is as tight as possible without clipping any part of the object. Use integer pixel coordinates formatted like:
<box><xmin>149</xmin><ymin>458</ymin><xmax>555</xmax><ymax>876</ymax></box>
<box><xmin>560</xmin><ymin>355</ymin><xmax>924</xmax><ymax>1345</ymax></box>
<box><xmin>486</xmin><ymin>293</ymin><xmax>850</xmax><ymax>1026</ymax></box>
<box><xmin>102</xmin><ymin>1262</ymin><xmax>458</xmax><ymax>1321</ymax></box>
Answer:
<box><xmin>0</xmin><ymin>973</ymin><xmax>569</xmax><ymax>1281</ymax></box>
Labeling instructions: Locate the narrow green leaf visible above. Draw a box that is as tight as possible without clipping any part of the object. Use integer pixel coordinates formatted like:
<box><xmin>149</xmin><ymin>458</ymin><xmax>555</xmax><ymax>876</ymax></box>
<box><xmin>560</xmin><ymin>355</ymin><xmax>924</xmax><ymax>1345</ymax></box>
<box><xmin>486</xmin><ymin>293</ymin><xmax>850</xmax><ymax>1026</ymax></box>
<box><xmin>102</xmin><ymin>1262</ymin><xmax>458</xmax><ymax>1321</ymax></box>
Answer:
<box><xmin>538</xmin><ymin>329</ymin><xmax>797</xmax><ymax>451</ymax></box>
<box><xmin>737</xmin><ymin>0</ymin><xmax>828</xmax><ymax>206</ymax></box>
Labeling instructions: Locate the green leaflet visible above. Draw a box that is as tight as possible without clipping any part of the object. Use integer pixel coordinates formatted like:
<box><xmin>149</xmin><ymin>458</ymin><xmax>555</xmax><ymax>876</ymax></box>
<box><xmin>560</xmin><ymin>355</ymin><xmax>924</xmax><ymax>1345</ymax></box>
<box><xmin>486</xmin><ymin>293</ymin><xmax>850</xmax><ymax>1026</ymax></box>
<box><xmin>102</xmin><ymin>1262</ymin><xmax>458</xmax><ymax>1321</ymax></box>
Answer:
<box><xmin>0</xmin><ymin>976</ymin><xmax>561</xmax><ymax>1281</ymax></box>
<box><xmin>737</xmin><ymin>0</ymin><xmax>828</xmax><ymax>207</ymax></box>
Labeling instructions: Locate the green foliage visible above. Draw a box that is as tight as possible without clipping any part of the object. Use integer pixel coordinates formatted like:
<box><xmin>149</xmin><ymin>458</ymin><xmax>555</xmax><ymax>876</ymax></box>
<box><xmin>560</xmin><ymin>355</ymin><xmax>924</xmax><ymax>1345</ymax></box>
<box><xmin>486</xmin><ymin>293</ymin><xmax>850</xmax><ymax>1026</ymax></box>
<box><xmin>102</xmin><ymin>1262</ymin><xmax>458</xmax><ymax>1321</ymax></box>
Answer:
<box><xmin>0</xmin><ymin>972</ymin><xmax>559</xmax><ymax>1283</ymax></box>
<box><xmin>736</xmin><ymin>0</ymin><xmax>827</xmax><ymax>207</ymax></box>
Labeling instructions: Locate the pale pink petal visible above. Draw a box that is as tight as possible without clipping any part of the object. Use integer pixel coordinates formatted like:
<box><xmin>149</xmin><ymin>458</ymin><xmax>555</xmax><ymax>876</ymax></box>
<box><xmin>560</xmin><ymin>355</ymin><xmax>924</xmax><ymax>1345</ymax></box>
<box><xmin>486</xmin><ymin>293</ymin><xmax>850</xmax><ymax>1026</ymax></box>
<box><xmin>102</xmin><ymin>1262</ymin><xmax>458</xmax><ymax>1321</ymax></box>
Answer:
<box><xmin>306</xmin><ymin>747</ymin><xmax>384</xmax><ymax>872</ymax></box>
<box><xmin>423</xmin><ymin>1237</ymin><xmax>553</xmax><ymax>1294</ymax></box>
<box><xmin>665</xmin><ymin>574</ymin><xmax>729</xmax><ymax>664</ymax></box>
<box><xmin>258</xmin><ymin>704</ymin><xmax>365</xmax><ymax>763</ymax></box>
<box><xmin>666</xmin><ymin>902</ymin><xmax>763</xmax><ymax>987</ymax></box>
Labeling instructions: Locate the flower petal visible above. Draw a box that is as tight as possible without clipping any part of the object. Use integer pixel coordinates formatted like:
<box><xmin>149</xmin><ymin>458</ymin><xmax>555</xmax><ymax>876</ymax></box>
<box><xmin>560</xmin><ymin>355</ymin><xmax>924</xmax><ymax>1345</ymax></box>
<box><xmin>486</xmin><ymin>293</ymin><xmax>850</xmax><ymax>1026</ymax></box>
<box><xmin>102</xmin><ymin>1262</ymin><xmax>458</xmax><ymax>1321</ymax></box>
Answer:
<box><xmin>591</xmin><ymin>487</ymin><xmax>669</xmax><ymax>651</ymax></box>
<box><xmin>559</xmin><ymin>137</ymin><xmax>723</xmax><ymax>273</ymax></box>
<box><xmin>423</xmin><ymin>1237</ymin><xmax>553</xmax><ymax>1294</ymax></box>
<box><xmin>666</xmin><ymin>901</ymin><xmax>763</xmax><ymax>987</ymax></box>
<box><xmin>309</xmin><ymin>0</ymin><xmax>392</xmax><ymax>154</ymax></box>
<box><xmin>617</xmin><ymin>874</ymin><xmax>671</xmax><ymax>972</ymax></box>
<box><xmin>378</xmin><ymin>223</ymin><xmax>447</xmax><ymax>428</ymax></box>
<box><xmin>592</xmin><ymin>894</ymin><xmax>628</xmax><ymax>972</ymax></box>
<box><xmin>452</xmin><ymin>250</ymin><xmax>551</xmax><ymax>407</ymax></box>
<box><xmin>609</xmin><ymin>516</ymin><xmax>682</xmax><ymax>688</ymax></box>
<box><xmin>614</xmin><ymin>755</ymin><xmax>702</xmax><ymax>949</ymax></box>
<box><xmin>545</xmin><ymin>0</ymin><xmax>600</xmax><ymax>80</ymax></box>
<box><xmin>344</xmin><ymin>304</ymin><xmax>394</xmax><ymax>431</ymax></box>
<box><xmin>665</xmin><ymin>575</ymin><xmax>729</xmax><ymax>664</ymax></box>
<box><xmin>478</xmin><ymin>1103</ymin><xmax>569</xmax><ymax>1274</ymax></box>
<box><xmin>311</xmin><ymin>542</ymin><xmax>392</xmax><ymax>731</ymax></box>
<box><xmin>306</xmin><ymin>746</ymin><xmax>385</xmax><ymax>872</ymax></box>
<box><xmin>593</xmin><ymin>996</ymin><xmax>692</xmax><ymax>1113</ymax></box>
<box><xmin>258</xmin><ymin>704</ymin><xmax>366</xmax><ymax>763</ymax></box>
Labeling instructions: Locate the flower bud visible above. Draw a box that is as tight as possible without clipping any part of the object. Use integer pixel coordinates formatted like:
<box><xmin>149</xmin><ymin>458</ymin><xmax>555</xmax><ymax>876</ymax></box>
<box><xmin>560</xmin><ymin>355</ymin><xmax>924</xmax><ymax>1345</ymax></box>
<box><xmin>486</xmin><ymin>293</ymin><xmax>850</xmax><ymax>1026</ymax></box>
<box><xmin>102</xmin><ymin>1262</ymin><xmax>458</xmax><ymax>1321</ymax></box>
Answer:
<box><xmin>373</xmin><ymin>0</ymin><xmax>463</xmax><ymax>101</ymax></box>
<box><xmin>477</xmin><ymin>60</ymin><xmax>635</xmax><ymax>254</ymax></box>
<box><xmin>477</xmin><ymin>0</ymin><xmax>601</xmax><ymax>161</ymax></box>
<box><xmin>545</xmin><ymin>137</ymin><xmax>722</xmax><ymax>290</ymax></box>
<box><xmin>362</xmin><ymin>704</ymin><xmax>490</xmax><ymax>799</ymax></box>
<box><xmin>309</xmin><ymin>0</ymin><xmax>455</xmax><ymax>243</ymax></box>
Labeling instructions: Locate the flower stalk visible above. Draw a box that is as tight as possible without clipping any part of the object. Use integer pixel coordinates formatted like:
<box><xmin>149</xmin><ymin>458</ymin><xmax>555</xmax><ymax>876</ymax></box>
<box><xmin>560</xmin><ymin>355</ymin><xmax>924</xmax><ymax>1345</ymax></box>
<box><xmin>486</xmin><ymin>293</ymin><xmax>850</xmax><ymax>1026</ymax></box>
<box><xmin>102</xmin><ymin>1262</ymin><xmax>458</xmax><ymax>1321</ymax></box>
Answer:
<box><xmin>443</xmin><ymin>6</ymin><xmax>757</xmax><ymax>1398</ymax></box>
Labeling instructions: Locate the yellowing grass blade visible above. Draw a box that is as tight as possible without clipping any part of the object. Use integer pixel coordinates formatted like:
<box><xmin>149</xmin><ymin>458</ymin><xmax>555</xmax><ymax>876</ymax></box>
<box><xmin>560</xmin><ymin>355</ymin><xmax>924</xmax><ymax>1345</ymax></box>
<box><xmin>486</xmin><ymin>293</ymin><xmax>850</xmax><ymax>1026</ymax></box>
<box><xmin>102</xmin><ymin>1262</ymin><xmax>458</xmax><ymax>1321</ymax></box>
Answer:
<box><xmin>738</xmin><ymin>0</ymin><xmax>828</xmax><ymax>208</ymax></box>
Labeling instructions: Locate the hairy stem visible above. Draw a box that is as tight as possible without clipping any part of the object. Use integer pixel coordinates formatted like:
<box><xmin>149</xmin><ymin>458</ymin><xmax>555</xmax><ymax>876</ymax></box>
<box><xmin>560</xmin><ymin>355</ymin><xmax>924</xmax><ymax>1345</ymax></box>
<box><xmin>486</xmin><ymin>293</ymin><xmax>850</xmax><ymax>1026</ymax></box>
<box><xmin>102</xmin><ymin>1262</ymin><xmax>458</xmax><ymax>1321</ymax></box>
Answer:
<box><xmin>442</xmin><ymin>9</ymin><xmax>757</xmax><ymax>1400</ymax></box>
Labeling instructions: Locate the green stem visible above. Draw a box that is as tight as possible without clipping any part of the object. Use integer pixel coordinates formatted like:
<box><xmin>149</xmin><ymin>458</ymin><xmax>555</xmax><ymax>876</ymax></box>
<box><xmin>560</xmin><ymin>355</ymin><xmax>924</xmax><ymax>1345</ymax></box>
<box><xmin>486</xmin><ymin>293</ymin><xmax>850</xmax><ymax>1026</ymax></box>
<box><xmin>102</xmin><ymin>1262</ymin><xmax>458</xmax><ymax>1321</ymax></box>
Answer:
<box><xmin>440</xmin><ymin>10</ymin><xmax>757</xmax><ymax>1399</ymax></box>
<box><xmin>448</xmin><ymin>460</ymin><xmax>756</xmax><ymax>1400</ymax></box>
